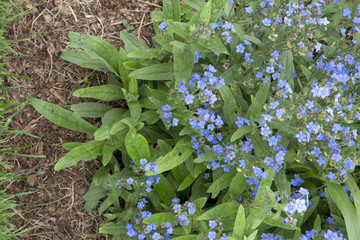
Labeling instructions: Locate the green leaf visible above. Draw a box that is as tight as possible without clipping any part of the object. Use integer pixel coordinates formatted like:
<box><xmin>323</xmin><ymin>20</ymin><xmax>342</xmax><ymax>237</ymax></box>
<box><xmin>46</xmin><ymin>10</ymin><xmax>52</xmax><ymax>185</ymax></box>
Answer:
<box><xmin>193</xmin><ymin>197</ymin><xmax>208</xmax><ymax>210</ymax></box>
<box><xmin>60</xmin><ymin>50</ymin><xmax>109</xmax><ymax>72</ymax></box>
<box><xmin>99</xmin><ymin>223</ymin><xmax>126</xmax><ymax>235</ymax></box>
<box><xmin>54</xmin><ymin>140</ymin><xmax>105</xmax><ymax>171</ymax></box>
<box><xmin>67</xmin><ymin>32</ymin><xmax>121</xmax><ymax>75</ymax></box>
<box><xmin>222</xmin><ymin>172</ymin><xmax>247</xmax><ymax>203</ymax></box>
<box><xmin>152</xmin><ymin>174</ymin><xmax>177</xmax><ymax>205</ymax></box>
<box><xmin>102</xmin><ymin>144</ymin><xmax>116</xmax><ymax>165</ymax></box>
<box><xmin>143</xmin><ymin>212</ymin><xmax>177</xmax><ymax>226</ymax></box>
<box><xmin>207</xmin><ymin>171</ymin><xmax>235</xmax><ymax>196</ymax></box>
<box><xmin>173</xmin><ymin>45</ymin><xmax>195</xmax><ymax>87</ymax></box>
<box><xmin>326</xmin><ymin>182</ymin><xmax>360</xmax><ymax>240</ymax></box>
<box><xmin>120</xmin><ymin>31</ymin><xmax>148</xmax><ymax>53</ymax></box>
<box><xmin>233</xmin><ymin>205</ymin><xmax>245</xmax><ymax>239</ymax></box>
<box><xmin>129</xmin><ymin>75</ymin><xmax>138</xmax><ymax>96</ymax></box>
<box><xmin>125</xmin><ymin>128</ymin><xmax>151</xmax><ymax>166</ymax></box>
<box><xmin>172</xmin><ymin>236</ymin><xmax>203</xmax><ymax>240</ymax></box>
<box><xmin>231</xmin><ymin>126</ymin><xmax>252</xmax><ymax>142</ymax></box>
<box><xmin>127</xmin><ymin>49</ymin><xmax>161</xmax><ymax>59</ymax></box>
<box><xmin>345</xmin><ymin>174</ymin><xmax>360</xmax><ymax>219</ymax></box>
<box><xmin>198</xmin><ymin>36</ymin><xmax>228</xmax><ymax>54</ymax></box>
<box><xmin>128</xmin><ymin>101</ymin><xmax>142</xmax><ymax>121</ymax></box>
<box><xmin>147</xmin><ymin>138</ymin><xmax>193</xmax><ymax>176</ymax></box>
<box><xmin>255</xmin><ymin>168</ymin><xmax>275</xmax><ymax>202</ymax></box>
<box><xmin>199</xmin><ymin>0</ymin><xmax>212</xmax><ymax>23</ymax></box>
<box><xmin>268</xmin><ymin>120</ymin><xmax>295</xmax><ymax>134</ymax></box>
<box><xmin>248</xmin><ymin>134</ymin><xmax>270</xmax><ymax>157</ymax></box>
<box><xmin>150</xmin><ymin>11</ymin><xmax>164</xmax><ymax>21</ymax></box>
<box><xmin>163</xmin><ymin>0</ymin><xmax>181</xmax><ymax>21</ymax></box>
<box><xmin>73</xmin><ymin>85</ymin><xmax>124</xmax><ymax>101</ymax></box>
<box><xmin>314</xmin><ymin>214</ymin><xmax>321</xmax><ymax>231</ymax></box>
<box><xmin>219</xmin><ymin>85</ymin><xmax>237</xmax><ymax>124</ymax></box>
<box><xmin>300</xmin><ymin>64</ymin><xmax>312</xmax><ymax>80</ymax></box>
<box><xmin>84</xmin><ymin>185</ymin><xmax>108</xmax><ymax>211</ymax></box>
<box><xmin>70</xmin><ymin>102</ymin><xmax>112</xmax><ymax>118</ymax></box>
<box><xmin>275</xmin><ymin>169</ymin><xmax>291</xmax><ymax>197</ymax></box>
<box><xmin>130</xmin><ymin>63</ymin><xmax>174</xmax><ymax>80</ymax></box>
<box><xmin>197</xmin><ymin>201</ymin><xmax>238</xmax><ymax>220</ymax></box>
<box><xmin>62</xmin><ymin>142</ymin><xmax>82</xmax><ymax>150</ymax></box>
<box><xmin>93</xmin><ymin>164</ymin><xmax>111</xmax><ymax>186</ymax></box>
<box><xmin>233</xmin><ymin>24</ymin><xmax>262</xmax><ymax>47</ymax></box>
<box><xmin>183</xmin><ymin>0</ymin><xmax>205</xmax><ymax>11</ymax></box>
<box><xmin>178</xmin><ymin>163</ymin><xmax>206</xmax><ymax>191</ymax></box>
<box><xmin>245</xmin><ymin>80</ymin><xmax>270</xmax><ymax>118</ymax></box>
<box><xmin>193</xmin><ymin>151</ymin><xmax>217</xmax><ymax>163</ymax></box>
<box><xmin>278</xmin><ymin>50</ymin><xmax>295</xmax><ymax>89</ymax></box>
<box><xmin>246</xmin><ymin>230</ymin><xmax>258</xmax><ymax>240</ymax></box>
<box><xmin>29</xmin><ymin>98</ymin><xmax>97</xmax><ymax>135</ymax></box>
<box><xmin>167</xmin><ymin>21</ymin><xmax>192</xmax><ymax>41</ymax></box>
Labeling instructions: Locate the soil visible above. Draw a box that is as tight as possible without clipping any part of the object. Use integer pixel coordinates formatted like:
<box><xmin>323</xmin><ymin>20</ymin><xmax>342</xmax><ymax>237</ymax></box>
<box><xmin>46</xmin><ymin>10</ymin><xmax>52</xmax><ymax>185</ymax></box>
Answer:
<box><xmin>5</xmin><ymin>0</ymin><xmax>161</xmax><ymax>239</ymax></box>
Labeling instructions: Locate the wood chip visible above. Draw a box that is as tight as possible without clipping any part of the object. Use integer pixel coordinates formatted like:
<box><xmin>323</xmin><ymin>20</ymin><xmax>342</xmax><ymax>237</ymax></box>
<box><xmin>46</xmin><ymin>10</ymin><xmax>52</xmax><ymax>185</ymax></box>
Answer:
<box><xmin>50</xmin><ymin>88</ymin><xmax>66</xmax><ymax>104</ymax></box>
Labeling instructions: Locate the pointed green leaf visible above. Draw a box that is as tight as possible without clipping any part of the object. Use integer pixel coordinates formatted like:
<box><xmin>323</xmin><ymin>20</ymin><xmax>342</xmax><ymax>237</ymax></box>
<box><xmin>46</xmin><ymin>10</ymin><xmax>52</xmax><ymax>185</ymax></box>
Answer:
<box><xmin>199</xmin><ymin>0</ymin><xmax>211</xmax><ymax>23</ymax></box>
<box><xmin>233</xmin><ymin>205</ymin><xmax>245</xmax><ymax>239</ymax></box>
<box><xmin>131</xmin><ymin>63</ymin><xmax>174</xmax><ymax>80</ymax></box>
<box><xmin>219</xmin><ymin>85</ymin><xmax>237</xmax><ymax>124</ymax></box>
<box><xmin>120</xmin><ymin>31</ymin><xmax>148</xmax><ymax>53</ymax></box>
<box><xmin>29</xmin><ymin>98</ymin><xmax>97</xmax><ymax>135</ymax></box>
<box><xmin>197</xmin><ymin>201</ymin><xmax>238</xmax><ymax>220</ymax></box>
<box><xmin>125</xmin><ymin>128</ymin><xmax>151</xmax><ymax>166</ymax></box>
<box><xmin>173</xmin><ymin>45</ymin><xmax>195</xmax><ymax>87</ymax></box>
<box><xmin>70</xmin><ymin>102</ymin><xmax>112</xmax><ymax>118</ymax></box>
<box><xmin>73</xmin><ymin>85</ymin><xmax>124</xmax><ymax>101</ymax></box>
<box><xmin>147</xmin><ymin>138</ymin><xmax>193</xmax><ymax>176</ymax></box>
<box><xmin>163</xmin><ymin>0</ymin><xmax>181</xmax><ymax>21</ymax></box>
<box><xmin>327</xmin><ymin>182</ymin><xmax>360</xmax><ymax>240</ymax></box>
<box><xmin>231</xmin><ymin>126</ymin><xmax>252</xmax><ymax>142</ymax></box>
<box><xmin>54</xmin><ymin>140</ymin><xmax>105</xmax><ymax>171</ymax></box>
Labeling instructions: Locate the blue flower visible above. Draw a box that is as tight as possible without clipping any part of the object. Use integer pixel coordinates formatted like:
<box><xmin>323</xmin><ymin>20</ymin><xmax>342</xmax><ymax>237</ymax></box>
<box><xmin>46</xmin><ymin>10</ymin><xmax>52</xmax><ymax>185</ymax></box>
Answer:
<box><xmin>235</xmin><ymin>117</ymin><xmax>250</xmax><ymax>128</ymax></box>
<box><xmin>236</xmin><ymin>43</ymin><xmax>245</xmax><ymax>53</ymax></box>
<box><xmin>209</xmin><ymin>220</ymin><xmax>217</xmax><ymax>229</ymax></box>
<box><xmin>186</xmin><ymin>202</ymin><xmax>196</xmax><ymax>215</ymax></box>
<box><xmin>344</xmin><ymin>159</ymin><xmax>354</xmax><ymax>170</ymax></box>
<box><xmin>262</xmin><ymin>18</ymin><xmax>272</xmax><ymax>26</ymax></box>
<box><xmin>261</xmin><ymin>126</ymin><xmax>272</xmax><ymax>137</ymax></box>
<box><xmin>327</xmin><ymin>172</ymin><xmax>336</xmax><ymax>180</ymax></box>
<box><xmin>208</xmin><ymin>231</ymin><xmax>217</xmax><ymax>240</ymax></box>
<box><xmin>159</xmin><ymin>22</ymin><xmax>167</xmax><ymax>31</ymax></box>
<box><xmin>343</xmin><ymin>8</ymin><xmax>352</xmax><ymax>18</ymax></box>
<box><xmin>284</xmin><ymin>201</ymin><xmax>297</xmax><ymax>215</ymax></box>
<box><xmin>291</xmin><ymin>174</ymin><xmax>304</xmax><ymax>186</ymax></box>
<box><xmin>245</xmin><ymin>7</ymin><xmax>253</xmax><ymax>14</ymax></box>
<box><xmin>184</xmin><ymin>94</ymin><xmax>194</xmax><ymax>104</ymax></box>
<box><xmin>162</xmin><ymin>104</ymin><xmax>171</xmax><ymax>112</ymax></box>
<box><xmin>178</xmin><ymin>214</ymin><xmax>190</xmax><ymax>226</ymax></box>
<box><xmin>284</xmin><ymin>16</ymin><xmax>292</xmax><ymax>26</ymax></box>
<box><xmin>126</xmin><ymin>178</ymin><xmax>134</xmax><ymax>185</ymax></box>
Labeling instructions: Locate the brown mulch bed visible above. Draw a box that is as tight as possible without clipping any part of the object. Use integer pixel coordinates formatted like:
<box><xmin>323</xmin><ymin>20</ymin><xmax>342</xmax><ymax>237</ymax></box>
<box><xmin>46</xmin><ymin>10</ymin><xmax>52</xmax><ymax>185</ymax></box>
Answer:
<box><xmin>5</xmin><ymin>0</ymin><xmax>160</xmax><ymax>239</ymax></box>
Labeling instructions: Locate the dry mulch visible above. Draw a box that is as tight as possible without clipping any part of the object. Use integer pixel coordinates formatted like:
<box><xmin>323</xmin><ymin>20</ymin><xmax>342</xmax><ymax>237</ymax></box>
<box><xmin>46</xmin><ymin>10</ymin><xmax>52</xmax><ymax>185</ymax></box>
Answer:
<box><xmin>5</xmin><ymin>0</ymin><xmax>161</xmax><ymax>239</ymax></box>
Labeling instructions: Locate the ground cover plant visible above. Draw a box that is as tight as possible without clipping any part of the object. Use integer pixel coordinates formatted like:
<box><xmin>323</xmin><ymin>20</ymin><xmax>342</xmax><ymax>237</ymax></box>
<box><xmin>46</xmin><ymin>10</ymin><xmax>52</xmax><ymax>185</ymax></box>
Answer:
<box><xmin>29</xmin><ymin>0</ymin><xmax>360</xmax><ymax>239</ymax></box>
<box><xmin>0</xmin><ymin>0</ymin><xmax>35</xmax><ymax>238</ymax></box>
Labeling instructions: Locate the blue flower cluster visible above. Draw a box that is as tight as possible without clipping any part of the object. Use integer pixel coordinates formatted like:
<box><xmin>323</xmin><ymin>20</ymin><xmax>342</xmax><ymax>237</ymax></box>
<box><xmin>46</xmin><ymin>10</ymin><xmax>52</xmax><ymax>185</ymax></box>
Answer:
<box><xmin>161</xmin><ymin>104</ymin><xmax>178</xmax><ymax>128</ymax></box>
<box><xmin>261</xmin><ymin>228</ymin><xmax>346</xmax><ymax>240</ymax></box>
<box><xmin>126</xmin><ymin>197</ymin><xmax>175</xmax><ymax>239</ymax></box>
<box><xmin>206</xmin><ymin>218</ymin><xmax>228</xmax><ymax>240</ymax></box>
<box><xmin>171</xmin><ymin>198</ymin><xmax>196</xmax><ymax>226</ymax></box>
<box><xmin>140</xmin><ymin>158</ymin><xmax>160</xmax><ymax>193</ymax></box>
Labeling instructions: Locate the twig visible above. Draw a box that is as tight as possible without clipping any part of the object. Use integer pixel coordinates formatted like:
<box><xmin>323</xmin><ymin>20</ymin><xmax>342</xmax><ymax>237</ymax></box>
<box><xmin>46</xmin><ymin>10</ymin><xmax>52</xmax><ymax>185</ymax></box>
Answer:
<box><xmin>138</xmin><ymin>13</ymin><xmax>146</xmax><ymax>39</ymax></box>
<box><xmin>138</xmin><ymin>0</ymin><xmax>162</xmax><ymax>8</ymax></box>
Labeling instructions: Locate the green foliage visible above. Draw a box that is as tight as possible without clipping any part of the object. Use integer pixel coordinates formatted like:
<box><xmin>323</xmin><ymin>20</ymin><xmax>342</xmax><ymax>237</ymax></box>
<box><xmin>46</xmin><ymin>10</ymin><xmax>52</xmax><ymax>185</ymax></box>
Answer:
<box><xmin>29</xmin><ymin>0</ymin><xmax>360</xmax><ymax>239</ymax></box>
